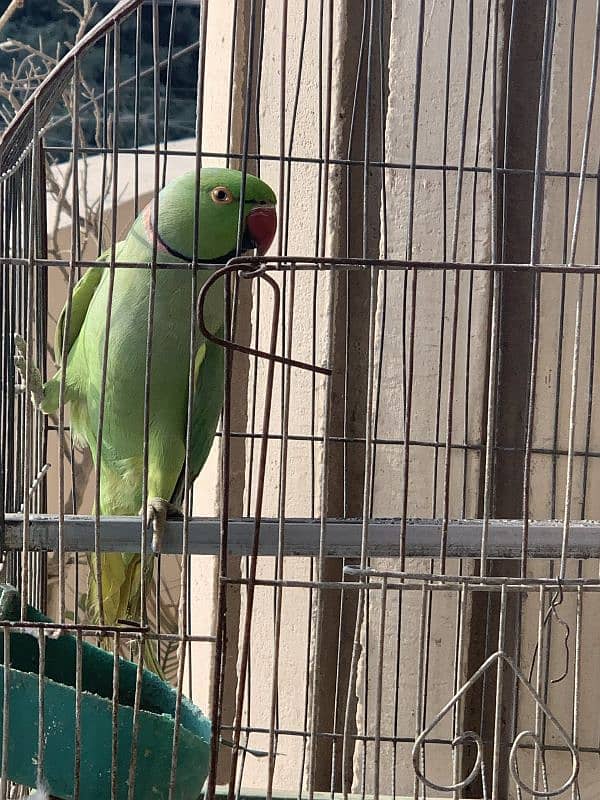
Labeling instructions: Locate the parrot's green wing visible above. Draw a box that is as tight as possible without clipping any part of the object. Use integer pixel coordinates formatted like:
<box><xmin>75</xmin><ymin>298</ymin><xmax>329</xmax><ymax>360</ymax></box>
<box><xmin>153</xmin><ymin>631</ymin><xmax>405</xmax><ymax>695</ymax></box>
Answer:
<box><xmin>54</xmin><ymin>244</ymin><xmax>129</xmax><ymax>365</ymax></box>
<box><xmin>53</xmin><ymin>266</ymin><xmax>104</xmax><ymax>366</ymax></box>
<box><xmin>53</xmin><ymin>243</ymin><xmax>123</xmax><ymax>366</ymax></box>
<box><xmin>170</xmin><ymin>331</ymin><xmax>224</xmax><ymax>509</ymax></box>
<box><xmin>40</xmin><ymin>253</ymin><xmax>111</xmax><ymax>415</ymax></box>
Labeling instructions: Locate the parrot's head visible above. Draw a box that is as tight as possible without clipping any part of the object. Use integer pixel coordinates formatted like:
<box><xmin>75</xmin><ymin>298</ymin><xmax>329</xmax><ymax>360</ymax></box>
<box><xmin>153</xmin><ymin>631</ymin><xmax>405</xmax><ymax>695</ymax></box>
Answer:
<box><xmin>139</xmin><ymin>167</ymin><xmax>277</xmax><ymax>262</ymax></box>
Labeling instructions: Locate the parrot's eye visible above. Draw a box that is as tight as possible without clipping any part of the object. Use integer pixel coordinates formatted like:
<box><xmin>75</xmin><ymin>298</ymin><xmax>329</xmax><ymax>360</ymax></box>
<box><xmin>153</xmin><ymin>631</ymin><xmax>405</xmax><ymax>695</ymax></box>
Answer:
<box><xmin>211</xmin><ymin>186</ymin><xmax>234</xmax><ymax>204</ymax></box>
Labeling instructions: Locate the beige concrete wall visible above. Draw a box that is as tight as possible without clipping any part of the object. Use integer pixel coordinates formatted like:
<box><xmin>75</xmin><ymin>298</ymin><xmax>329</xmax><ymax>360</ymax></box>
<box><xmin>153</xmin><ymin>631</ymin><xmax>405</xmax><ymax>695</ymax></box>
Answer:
<box><xmin>512</xmin><ymin>1</ymin><xmax>600</xmax><ymax>796</ymax></box>
<box><xmin>355</xmin><ymin>0</ymin><xmax>494</xmax><ymax>794</ymax></box>
<box><xmin>205</xmin><ymin>0</ymin><xmax>344</xmax><ymax>788</ymax></box>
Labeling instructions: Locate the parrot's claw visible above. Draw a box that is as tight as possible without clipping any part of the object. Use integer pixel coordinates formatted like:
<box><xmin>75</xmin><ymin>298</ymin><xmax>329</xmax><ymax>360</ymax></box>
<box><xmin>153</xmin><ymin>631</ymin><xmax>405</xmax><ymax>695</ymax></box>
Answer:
<box><xmin>143</xmin><ymin>497</ymin><xmax>182</xmax><ymax>555</ymax></box>
<box><xmin>13</xmin><ymin>333</ymin><xmax>44</xmax><ymax>409</ymax></box>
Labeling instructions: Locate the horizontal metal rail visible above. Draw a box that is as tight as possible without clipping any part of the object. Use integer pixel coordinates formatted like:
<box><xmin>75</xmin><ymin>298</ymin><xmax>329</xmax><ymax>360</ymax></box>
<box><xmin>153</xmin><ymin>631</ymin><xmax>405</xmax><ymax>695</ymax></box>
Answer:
<box><xmin>4</xmin><ymin>514</ymin><xmax>600</xmax><ymax>558</ymax></box>
<box><xmin>212</xmin><ymin>791</ymin><xmax>472</xmax><ymax>800</ymax></box>
<box><xmin>8</xmin><ymin>253</ymin><xmax>600</xmax><ymax>274</ymax></box>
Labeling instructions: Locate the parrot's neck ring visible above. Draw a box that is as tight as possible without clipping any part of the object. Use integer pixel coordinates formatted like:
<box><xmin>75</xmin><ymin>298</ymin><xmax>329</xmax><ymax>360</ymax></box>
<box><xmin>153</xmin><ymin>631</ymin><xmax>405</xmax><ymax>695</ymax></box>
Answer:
<box><xmin>143</xmin><ymin>201</ymin><xmax>192</xmax><ymax>262</ymax></box>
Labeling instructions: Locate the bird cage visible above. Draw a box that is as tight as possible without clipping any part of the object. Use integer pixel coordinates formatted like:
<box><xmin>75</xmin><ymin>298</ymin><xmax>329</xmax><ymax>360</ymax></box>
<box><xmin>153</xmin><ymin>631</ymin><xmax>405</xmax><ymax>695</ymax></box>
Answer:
<box><xmin>1</xmin><ymin>0</ymin><xmax>600</xmax><ymax>798</ymax></box>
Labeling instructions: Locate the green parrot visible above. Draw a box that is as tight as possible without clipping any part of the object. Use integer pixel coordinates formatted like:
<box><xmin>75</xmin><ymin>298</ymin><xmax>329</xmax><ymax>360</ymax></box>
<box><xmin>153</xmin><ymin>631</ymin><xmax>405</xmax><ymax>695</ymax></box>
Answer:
<box><xmin>15</xmin><ymin>167</ymin><xmax>277</xmax><ymax>675</ymax></box>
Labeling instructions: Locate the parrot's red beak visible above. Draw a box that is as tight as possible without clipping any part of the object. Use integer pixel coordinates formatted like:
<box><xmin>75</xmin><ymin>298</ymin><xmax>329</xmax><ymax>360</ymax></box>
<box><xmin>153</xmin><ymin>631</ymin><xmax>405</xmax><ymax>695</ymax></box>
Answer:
<box><xmin>245</xmin><ymin>206</ymin><xmax>277</xmax><ymax>256</ymax></box>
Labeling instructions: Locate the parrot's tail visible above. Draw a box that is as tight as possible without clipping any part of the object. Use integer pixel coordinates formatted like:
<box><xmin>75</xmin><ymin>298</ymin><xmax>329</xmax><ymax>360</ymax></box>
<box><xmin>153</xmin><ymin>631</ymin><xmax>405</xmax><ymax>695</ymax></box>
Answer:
<box><xmin>85</xmin><ymin>552</ymin><xmax>165</xmax><ymax>680</ymax></box>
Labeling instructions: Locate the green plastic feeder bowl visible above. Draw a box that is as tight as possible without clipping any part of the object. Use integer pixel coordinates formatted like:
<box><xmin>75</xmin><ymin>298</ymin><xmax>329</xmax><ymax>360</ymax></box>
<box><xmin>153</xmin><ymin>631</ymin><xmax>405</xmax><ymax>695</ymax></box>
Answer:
<box><xmin>0</xmin><ymin>584</ymin><xmax>211</xmax><ymax>800</ymax></box>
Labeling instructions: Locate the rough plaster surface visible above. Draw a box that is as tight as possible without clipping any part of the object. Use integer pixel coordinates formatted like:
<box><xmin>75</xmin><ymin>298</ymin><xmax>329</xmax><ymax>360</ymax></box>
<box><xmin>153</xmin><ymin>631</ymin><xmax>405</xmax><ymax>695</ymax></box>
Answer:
<box><xmin>511</xmin><ymin>1</ymin><xmax>600</xmax><ymax>795</ymax></box>
<box><xmin>351</xmin><ymin>0</ymin><xmax>494</xmax><ymax>794</ymax></box>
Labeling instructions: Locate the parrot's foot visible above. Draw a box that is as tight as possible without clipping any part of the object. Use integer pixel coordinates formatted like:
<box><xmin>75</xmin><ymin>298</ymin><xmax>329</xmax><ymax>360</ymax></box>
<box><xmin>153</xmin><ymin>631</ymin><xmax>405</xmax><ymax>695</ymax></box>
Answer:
<box><xmin>143</xmin><ymin>497</ymin><xmax>182</xmax><ymax>555</ymax></box>
<box><xmin>13</xmin><ymin>333</ymin><xmax>43</xmax><ymax>409</ymax></box>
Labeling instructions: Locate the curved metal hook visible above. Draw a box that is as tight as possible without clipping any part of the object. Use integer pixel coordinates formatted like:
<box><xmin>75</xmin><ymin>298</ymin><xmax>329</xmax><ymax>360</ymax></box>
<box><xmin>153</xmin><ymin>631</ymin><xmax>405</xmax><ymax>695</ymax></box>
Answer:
<box><xmin>510</xmin><ymin>731</ymin><xmax>549</xmax><ymax>798</ymax></box>
<box><xmin>412</xmin><ymin>650</ymin><xmax>579</xmax><ymax>797</ymax></box>
<box><xmin>548</xmin><ymin>579</ymin><xmax>570</xmax><ymax>685</ymax></box>
<box><xmin>509</xmin><ymin>730</ymin><xmax>578</xmax><ymax>797</ymax></box>
<box><xmin>413</xmin><ymin>730</ymin><xmax>484</xmax><ymax>792</ymax></box>
<box><xmin>197</xmin><ymin>262</ymin><xmax>331</xmax><ymax>375</ymax></box>
<box><xmin>528</xmin><ymin>578</ymin><xmax>571</xmax><ymax>686</ymax></box>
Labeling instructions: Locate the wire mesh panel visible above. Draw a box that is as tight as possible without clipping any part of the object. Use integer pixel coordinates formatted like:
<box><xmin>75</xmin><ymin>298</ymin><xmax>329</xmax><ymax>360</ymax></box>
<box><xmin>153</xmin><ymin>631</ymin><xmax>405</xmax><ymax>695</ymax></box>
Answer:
<box><xmin>3</xmin><ymin>0</ymin><xmax>600</xmax><ymax>799</ymax></box>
